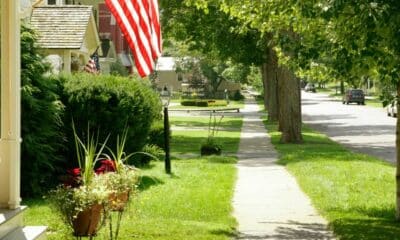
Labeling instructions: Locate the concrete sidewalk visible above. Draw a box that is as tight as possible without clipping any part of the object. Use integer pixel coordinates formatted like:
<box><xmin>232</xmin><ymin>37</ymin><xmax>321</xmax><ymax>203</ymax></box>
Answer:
<box><xmin>233</xmin><ymin>97</ymin><xmax>335</xmax><ymax>240</ymax></box>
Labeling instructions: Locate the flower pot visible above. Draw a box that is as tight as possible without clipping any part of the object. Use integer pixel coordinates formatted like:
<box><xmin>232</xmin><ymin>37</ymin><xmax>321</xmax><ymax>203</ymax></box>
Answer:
<box><xmin>200</xmin><ymin>145</ymin><xmax>222</xmax><ymax>156</ymax></box>
<box><xmin>72</xmin><ymin>203</ymin><xmax>103</xmax><ymax>237</ymax></box>
<box><xmin>108</xmin><ymin>191</ymin><xmax>129</xmax><ymax>211</ymax></box>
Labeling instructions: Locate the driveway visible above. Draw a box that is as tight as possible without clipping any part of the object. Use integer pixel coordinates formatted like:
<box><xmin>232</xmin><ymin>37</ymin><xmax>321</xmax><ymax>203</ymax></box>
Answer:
<box><xmin>301</xmin><ymin>91</ymin><xmax>397</xmax><ymax>164</ymax></box>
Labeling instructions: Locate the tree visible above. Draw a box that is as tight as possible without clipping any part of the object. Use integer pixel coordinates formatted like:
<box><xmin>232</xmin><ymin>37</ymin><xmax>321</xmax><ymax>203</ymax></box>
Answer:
<box><xmin>20</xmin><ymin>24</ymin><xmax>65</xmax><ymax>196</ymax></box>
<box><xmin>161</xmin><ymin>0</ymin><xmax>304</xmax><ymax>142</ymax></box>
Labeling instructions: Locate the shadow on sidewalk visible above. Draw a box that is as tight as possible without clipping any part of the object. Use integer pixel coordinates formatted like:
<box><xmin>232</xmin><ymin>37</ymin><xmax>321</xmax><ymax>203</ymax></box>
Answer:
<box><xmin>235</xmin><ymin>221</ymin><xmax>334</xmax><ymax>239</ymax></box>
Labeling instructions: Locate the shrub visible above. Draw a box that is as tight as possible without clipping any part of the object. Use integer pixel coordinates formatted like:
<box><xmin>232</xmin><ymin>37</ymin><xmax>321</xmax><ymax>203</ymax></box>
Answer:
<box><xmin>181</xmin><ymin>100</ymin><xmax>197</xmax><ymax>106</ymax></box>
<box><xmin>196</xmin><ymin>101</ymin><xmax>209</xmax><ymax>107</ymax></box>
<box><xmin>128</xmin><ymin>144</ymin><xmax>163</xmax><ymax>167</ymax></box>
<box><xmin>180</xmin><ymin>99</ymin><xmax>228</xmax><ymax>107</ymax></box>
<box><xmin>62</xmin><ymin>73</ymin><xmax>162</xmax><ymax>162</ymax></box>
<box><xmin>231</xmin><ymin>90</ymin><xmax>244</xmax><ymax>101</ymax></box>
<box><xmin>147</xmin><ymin>121</ymin><xmax>165</xmax><ymax>149</ymax></box>
<box><xmin>21</xmin><ymin>24</ymin><xmax>65</xmax><ymax>197</ymax></box>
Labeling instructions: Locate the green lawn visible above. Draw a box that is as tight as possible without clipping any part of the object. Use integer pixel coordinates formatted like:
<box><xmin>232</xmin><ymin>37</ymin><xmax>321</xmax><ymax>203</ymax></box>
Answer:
<box><xmin>264</xmin><ymin>122</ymin><xmax>400</xmax><ymax>240</ymax></box>
<box><xmin>23</xmin><ymin>114</ymin><xmax>243</xmax><ymax>240</ymax></box>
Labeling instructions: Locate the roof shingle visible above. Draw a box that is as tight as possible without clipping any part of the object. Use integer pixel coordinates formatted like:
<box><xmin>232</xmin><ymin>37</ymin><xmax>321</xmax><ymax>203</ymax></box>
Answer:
<box><xmin>30</xmin><ymin>6</ymin><xmax>93</xmax><ymax>49</ymax></box>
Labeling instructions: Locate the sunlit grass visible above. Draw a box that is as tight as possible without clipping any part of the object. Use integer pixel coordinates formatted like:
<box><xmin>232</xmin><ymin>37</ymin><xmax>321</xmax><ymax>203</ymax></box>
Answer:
<box><xmin>264</xmin><ymin>122</ymin><xmax>400</xmax><ymax>240</ymax></box>
<box><xmin>23</xmin><ymin>114</ymin><xmax>243</xmax><ymax>240</ymax></box>
<box><xmin>170</xmin><ymin>116</ymin><xmax>243</xmax><ymax>156</ymax></box>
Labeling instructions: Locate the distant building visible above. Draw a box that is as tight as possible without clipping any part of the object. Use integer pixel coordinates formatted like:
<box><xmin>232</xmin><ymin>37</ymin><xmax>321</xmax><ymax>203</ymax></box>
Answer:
<box><xmin>155</xmin><ymin>57</ymin><xmax>181</xmax><ymax>92</ymax></box>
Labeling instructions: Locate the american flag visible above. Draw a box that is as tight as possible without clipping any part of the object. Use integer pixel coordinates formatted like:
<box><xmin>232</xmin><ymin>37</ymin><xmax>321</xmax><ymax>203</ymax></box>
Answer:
<box><xmin>105</xmin><ymin>0</ymin><xmax>162</xmax><ymax>77</ymax></box>
<box><xmin>84</xmin><ymin>59</ymin><xmax>98</xmax><ymax>74</ymax></box>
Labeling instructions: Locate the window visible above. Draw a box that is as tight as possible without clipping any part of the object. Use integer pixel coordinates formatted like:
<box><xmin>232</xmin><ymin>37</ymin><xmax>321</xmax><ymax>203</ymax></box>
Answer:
<box><xmin>47</xmin><ymin>0</ymin><xmax>56</xmax><ymax>5</ymax></box>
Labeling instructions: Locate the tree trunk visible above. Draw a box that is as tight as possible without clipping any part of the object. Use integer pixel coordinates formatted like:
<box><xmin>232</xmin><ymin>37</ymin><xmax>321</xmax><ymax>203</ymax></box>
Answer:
<box><xmin>340</xmin><ymin>79</ymin><xmax>345</xmax><ymax>95</ymax></box>
<box><xmin>277</xmin><ymin>65</ymin><xmax>302</xmax><ymax>143</ymax></box>
<box><xmin>261</xmin><ymin>64</ymin><xmax>268</xmax><ymax>111</ymax></box>
<box><xmin>396</xmin><ymin>82</ymin><xmax>400</xmax><ymax>220</ymax></box>
<box><xmin>265</xmin><ymin>47</ymin><xmax>279</xmax><ymax>122</ymax></box>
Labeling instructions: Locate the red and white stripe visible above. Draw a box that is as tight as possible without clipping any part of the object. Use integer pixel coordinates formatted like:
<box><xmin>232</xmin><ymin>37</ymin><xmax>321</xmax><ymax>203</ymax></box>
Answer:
<box><xmin>105</xmin><ymin>0</ymin><xmax>162</xmax><ymax>77</ymax></box>
<box><xmin>84</xmin><ymin>59</ymin><xmax>97</xmax><ymax>74</ymax></box>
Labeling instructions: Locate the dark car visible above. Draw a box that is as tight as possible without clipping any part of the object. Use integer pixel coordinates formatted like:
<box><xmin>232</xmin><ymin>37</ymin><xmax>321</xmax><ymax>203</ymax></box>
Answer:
<box><xmin>342</xmin><ymin>89</ymin><xmax>365</xmax><ymax>105</ymax></box>
<box><xmin>304</xmin><ymin>83</ymin><xmax>316</xmax><ymax>93</ymax></box>
<box><xmin>387</xmin><ymin>101</ymin><xmax>397</xmax><ymax>117</ymax></box>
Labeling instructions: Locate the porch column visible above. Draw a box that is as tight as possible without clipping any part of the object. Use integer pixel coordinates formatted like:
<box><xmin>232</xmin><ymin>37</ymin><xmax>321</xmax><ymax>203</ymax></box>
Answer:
<box><xmin>63</xmin><ymin>50</ymin><xmax>71</xmax><ymax>72</ymax></box>
<box><xmin>0</xmin><ymin>0</ymin><xmax>21</xmax><ymax>209</ymax></box>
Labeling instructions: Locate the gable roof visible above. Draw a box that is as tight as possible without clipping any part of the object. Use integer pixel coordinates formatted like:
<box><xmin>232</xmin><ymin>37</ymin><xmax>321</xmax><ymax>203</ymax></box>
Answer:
<box><xmin>156</xmin><ymin>57</ymin><xmax>176</xmax><ymax>71</ymax></box>
<box><xmin>30</xmin><ymin>6</ymin><xmax>94</xmax><ymax>49</ymax></box>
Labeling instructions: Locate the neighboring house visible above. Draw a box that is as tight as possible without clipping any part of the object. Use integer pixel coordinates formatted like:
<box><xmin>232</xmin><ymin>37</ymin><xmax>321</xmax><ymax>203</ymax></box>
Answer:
<box><xmin>217</xmin><ymin>79</ymin><xmax>241</xmax><ymax>92</ymax></box>
<box><xmin>97</xmin><ymin>2</ymin><xmax>134</xmax><ymax>74</ymax></box>
<box><xmin>30</xmin><ymin>5</ymin><xmax>102</xmax><ymax>73</ymax></box>
<box><xmin>155</xmin><ymin>57</ymin><xmax>181</xmax><ymax>92</ymax></box>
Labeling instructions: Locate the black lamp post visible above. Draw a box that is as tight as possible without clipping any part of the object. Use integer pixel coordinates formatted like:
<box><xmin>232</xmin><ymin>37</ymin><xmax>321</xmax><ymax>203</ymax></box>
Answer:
<box><xmin>160</xmin><ymin>86</ymin><xmax>171</xmax><ymax>174</ymax></box>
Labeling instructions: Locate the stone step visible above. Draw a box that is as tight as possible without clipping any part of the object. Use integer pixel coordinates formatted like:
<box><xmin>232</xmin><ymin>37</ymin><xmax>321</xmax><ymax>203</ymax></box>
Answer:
<box><xmin>2</xmin><ymin>226</ymin><xmax>47</xmax><ymax>240</ymax></box>
<box><xmin>0</xmin><ymin>207</ymin><xmax>26</xmax><ymax>239</ymax></box>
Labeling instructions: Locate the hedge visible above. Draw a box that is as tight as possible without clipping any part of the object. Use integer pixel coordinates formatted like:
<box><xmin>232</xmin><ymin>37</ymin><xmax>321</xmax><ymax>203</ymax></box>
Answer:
<box><xmin>21</xmin><ymin>25</ymin><xmax>65</xmax><ymax>197</ymax></box>
<box><xmin>180</xmin><ymin>99</ymin><xmax>228</xmax><ymax>107</ymax></box>
<box><xmin>61</xmin><ymin>73</ymin><xmax>162</xmax><ymax>163</ymax></box>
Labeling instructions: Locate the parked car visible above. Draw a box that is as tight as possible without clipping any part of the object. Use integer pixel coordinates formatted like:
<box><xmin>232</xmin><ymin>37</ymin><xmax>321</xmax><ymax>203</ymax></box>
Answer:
<box><xmin>387</xmin><ymin>101</ymin><xmax>397</xmax><ymax>117</ymax></box>
<box><xmin>342</xmin><ymin>89</ymin><xmax>365</xmax><ymax>105</ymax></box>
<box><xmin>304</xmin><ymin>83</ymin><xmax>316</xmax><ymax>93</ymax></box>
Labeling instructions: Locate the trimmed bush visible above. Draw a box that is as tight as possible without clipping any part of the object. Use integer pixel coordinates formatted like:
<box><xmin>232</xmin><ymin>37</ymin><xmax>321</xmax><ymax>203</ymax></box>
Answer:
<box><xmin>147</xmin><ymin>120</ymin><xmax>165</xmax><ymax>149</ymax></box>
<box><xmin>231</xmin><ymin>90</ymin><xmax>244</xmax><ymax>101</ymax></box>
<box><xmin>180</xmin><ymin>99</ymin><xmax>228</xmax><ymax>107</ymax></box>
<box><xmin>61</xmin><ymin>73</ymin><xmax>162</xmax><ymax>161</ymax></box>
<box><xmin>181</xmin><ymin>100</ymin><xmax>197</xmax><ymax>106</ymax></box>
<box><xmin>128</xmin><ymin>144</ymin><xmax>164</xmax><ymax>167</ymax></box>
<box><xmin>21</xmin><ymin>24</ymin><xmax>65</xmax><ymax>197</ymax></box>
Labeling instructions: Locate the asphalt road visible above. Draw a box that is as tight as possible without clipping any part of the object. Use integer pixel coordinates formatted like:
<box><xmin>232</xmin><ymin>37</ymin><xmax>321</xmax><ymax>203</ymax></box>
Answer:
<box><xmin>301</xmin><ymin>91</ymin><xmax>397</xmax><ymax>164</ymax></box>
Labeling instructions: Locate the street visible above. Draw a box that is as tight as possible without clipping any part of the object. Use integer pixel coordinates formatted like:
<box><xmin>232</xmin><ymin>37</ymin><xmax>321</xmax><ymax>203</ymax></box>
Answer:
<box><xmin>301</xmin><ymin>91</ymin><xmax>397</xmax><ymax>164</ymax></box>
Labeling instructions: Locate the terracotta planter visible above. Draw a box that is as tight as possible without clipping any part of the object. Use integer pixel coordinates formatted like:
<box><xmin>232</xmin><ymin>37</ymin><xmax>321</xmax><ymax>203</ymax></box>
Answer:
<box><xmin>109</xmin><ymin>191</ymin><xmax>130</xmax><ymax>211</ymax></box>
<box><xmin>72</xmin><ymin>203</ymin><xmax>103</xmax><ymax>237</ymax></box>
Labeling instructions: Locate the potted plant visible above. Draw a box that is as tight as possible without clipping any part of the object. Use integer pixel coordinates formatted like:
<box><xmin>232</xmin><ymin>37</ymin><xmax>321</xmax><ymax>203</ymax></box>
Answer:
<box><xmin>98</xmin><ymin>128</ymin><xmax>140</xmax><ymax>211</ymax></box>
<box><xmin>48</xmin><ymin>177</ymin><xmax>110</xmax><ymax>237</ymax></box>
<box><xmin>48</xmin><ymin>125</ymin><xmax>110</xmax><ymax>237</ymax></box>
<box><xmin>201</xmin><ymin>112</ymin><xmax>224</xmax><ymax>156</ymax></box>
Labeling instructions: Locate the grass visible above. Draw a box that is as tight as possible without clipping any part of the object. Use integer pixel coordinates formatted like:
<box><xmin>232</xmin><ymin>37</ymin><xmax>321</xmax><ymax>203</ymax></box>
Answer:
<box><xmin>264</xmin><ymin>121</ymin><xmax>400</xmax><ymax>240</ymax></box>
<box><xmin>170</xmin><ymin>116</ymin><xmax>242</xmax><ymax>156</ymax></box>
<box><xmin>23</xmin><ymin>114</ymin><xmax>243</xmax><ymax>240</ymax></box>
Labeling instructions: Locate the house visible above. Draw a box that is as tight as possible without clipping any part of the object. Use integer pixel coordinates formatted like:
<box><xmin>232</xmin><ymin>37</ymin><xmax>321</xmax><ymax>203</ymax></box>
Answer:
<box><xmin>155</xmin><ymin>57</ymin><xmax>182</xmax><ymax>92</ymax></box>
<box><xmin>30</xmin><ymin>5</ymin><xmax>102</xmax><ymax>73</ymax></box>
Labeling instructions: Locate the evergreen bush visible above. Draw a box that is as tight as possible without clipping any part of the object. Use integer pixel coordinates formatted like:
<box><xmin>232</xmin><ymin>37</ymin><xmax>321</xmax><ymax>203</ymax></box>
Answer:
<box><xmin>147</xmin><ymin>121</ymin><xmax>165</xmax><ymax>149</ymax></box>
<box><xmin>62</xmin><ymin>73</ymin><xmax>162</xmax><ymax>161</ymax></box>
<box><xmin>21</xmin><ymin>24</ymin><xmax>65</xmax><ymax>197</ymax></box>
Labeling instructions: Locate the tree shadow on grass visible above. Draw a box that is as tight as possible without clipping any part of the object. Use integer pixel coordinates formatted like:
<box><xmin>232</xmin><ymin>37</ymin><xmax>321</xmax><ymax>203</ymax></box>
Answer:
<box><xmin>205</xmin><ymin>155</ymin><xmax>238</xmax><ymax>164</ymax></box>
<box><xmin>137</xmin><ymin>175</ymin><xmax>164</xmax><ymax>191</ymax></box>
<box><xmin>332</xmin><ymin>217</ymin><xmax>400</xmax><ymax>240</ymax></box>
<box><xmin>171</xmin><ymin>118</ymin><xmax>242</xmax><ymax>129</ymax></box>
<box><xmin>171</xmin><ymin>135</ymin><xmax>240</xmax><ymax>155</ymax></box>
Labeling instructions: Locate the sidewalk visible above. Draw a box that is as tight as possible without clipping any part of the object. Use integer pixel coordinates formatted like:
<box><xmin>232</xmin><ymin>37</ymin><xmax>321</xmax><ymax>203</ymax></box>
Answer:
<box><xmin>233</xmin><ymin>97</ymin><xmax>335</xmax><ymax>240</ymax></box>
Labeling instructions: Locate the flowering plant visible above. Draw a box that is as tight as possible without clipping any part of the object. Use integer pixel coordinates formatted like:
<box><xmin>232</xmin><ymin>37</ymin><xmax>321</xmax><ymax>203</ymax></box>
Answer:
<box><xmin>100</xmin><ymin>128</ymin><xmax>140</xmax><ymax>194</ymax></box>
<box><xmin>48</xmin><ymin>174</ymin><xmax>110</xmax><ymax>224</ymax></box>
<box><xmin>47</xmin><ymin>125</ymin><xmax>111</xmax><ymax>236</ymax></box>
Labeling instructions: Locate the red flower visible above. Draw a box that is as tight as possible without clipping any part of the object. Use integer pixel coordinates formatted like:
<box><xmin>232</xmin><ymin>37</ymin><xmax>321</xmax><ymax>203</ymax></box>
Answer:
<box><xmin>95</xmin><ymin>159</ymin><xmax>116</xmax><ymax>174</ymax></box>
<box><xmin>63</xmin><ymin>168</ymin><xmax>82</xmax><ymax>188</ymax></box>
<box><xmin>67</xmin><ymin>168</ymin><xmax>81</xmax><ymax>176</ymax></box>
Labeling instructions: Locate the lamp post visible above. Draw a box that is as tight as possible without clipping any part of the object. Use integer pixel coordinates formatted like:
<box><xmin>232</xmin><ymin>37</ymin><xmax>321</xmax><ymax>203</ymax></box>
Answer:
<box><xmin>160</xmin><ymin>86</ymin><xmax>171</xmax><ymax>174</ymax></box>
